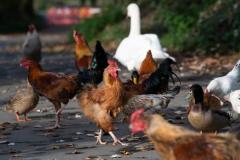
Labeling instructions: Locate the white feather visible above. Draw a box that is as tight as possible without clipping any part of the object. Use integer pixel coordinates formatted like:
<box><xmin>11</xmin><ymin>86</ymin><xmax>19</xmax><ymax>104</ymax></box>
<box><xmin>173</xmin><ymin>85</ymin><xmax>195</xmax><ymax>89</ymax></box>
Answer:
<box><xmin>229</xmin><ymin>90</ymin><xmax>240</xmax><ymax>114</ymax></box>
<box><xmin>206</xmin><ymin>60</ymin><xmax>240</xmax><ymax>98</ymax></box>
<box><xmin>114</xmin><ymin>3</ymin><xmax>175</xmax><ymax>71</ymax></box>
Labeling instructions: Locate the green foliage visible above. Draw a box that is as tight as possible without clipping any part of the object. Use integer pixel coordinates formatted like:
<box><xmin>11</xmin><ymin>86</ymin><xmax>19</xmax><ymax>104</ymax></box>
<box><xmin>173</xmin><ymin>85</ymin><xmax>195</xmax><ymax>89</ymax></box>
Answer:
<box><xmin>70</xmin><ymin>4</ymin><xmax>124</xmax><ymax>42</ymax></box>
<box><xmin>154</xmin><ymin>0</ymin><xmax>217</xmax><ymax>51</ymax></box>
<box><xmin>189</xmin><ymin>0</ymin><xmax>240</xmax><ymax>53</ymax></box>
<box><xmin>70</xmin><ymin>0</ymin><xmax>240</xmax><ymax>54</ymax></box>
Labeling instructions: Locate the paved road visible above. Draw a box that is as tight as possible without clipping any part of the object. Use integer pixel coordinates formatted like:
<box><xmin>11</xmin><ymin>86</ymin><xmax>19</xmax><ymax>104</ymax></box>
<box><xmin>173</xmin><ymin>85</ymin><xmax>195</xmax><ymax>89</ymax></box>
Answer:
<box><xmin>0</xmin><ymin>31</ymin><xmax>237</xmax><ymax>160</ymax></box>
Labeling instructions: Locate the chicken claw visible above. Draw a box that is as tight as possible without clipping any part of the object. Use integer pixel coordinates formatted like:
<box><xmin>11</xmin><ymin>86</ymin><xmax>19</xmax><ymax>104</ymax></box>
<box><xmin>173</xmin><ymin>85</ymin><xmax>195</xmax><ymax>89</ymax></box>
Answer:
<box><xmin>109</xmin><ymin>131</ymin><xmax>128</xmax><ymax>146</ymax></box>
<box><xmin>24</xmin><ymin>114</ymin><xmax>32</xmax><ymax>121</ymax></box>
<box><xmin>95</xmin><ymin>129</ymin><xmax>107</xmax><ymax>145</ymax></box>
<box><xmin>15</xmin><ymin>112</ymin><xmax>26</xmax><ymax>122</ymax></box>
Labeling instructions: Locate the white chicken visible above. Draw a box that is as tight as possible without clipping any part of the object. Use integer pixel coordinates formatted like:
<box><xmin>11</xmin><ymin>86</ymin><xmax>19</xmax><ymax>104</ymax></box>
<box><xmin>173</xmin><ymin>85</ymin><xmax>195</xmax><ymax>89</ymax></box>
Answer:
<box><xmin>225</xmin><ymin>90</ymin><xmax>240</xmax><ymax>114</ymax></box>
<box><xmin>206</xmin><ymin>59</ymin><xmax>240</xmax><ymax>99</ymax></box>
<box><xmin>21</xmin><ymin>24</ymin><xmax>42</xmax><ymax>63</ymax></box>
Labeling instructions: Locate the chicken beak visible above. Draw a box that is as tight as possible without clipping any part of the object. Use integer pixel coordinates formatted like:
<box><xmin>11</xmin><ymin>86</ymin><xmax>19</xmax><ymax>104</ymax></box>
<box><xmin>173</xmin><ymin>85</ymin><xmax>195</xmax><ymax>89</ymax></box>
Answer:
<box><xmin>132</xmin><ymin>77</ymin><xmax>138</xmax><ymax>85</ymax></box>
<box><xmin>185</xmin><ymin>92</ymin><xmax>192</xmax><ymax>101</ymax></box>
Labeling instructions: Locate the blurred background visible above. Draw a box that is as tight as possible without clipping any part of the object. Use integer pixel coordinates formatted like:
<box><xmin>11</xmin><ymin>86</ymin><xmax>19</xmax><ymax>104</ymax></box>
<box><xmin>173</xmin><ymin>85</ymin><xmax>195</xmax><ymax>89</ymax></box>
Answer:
<box><xmin>0</xmin><ymin>0</ymin><xmax>239</xmax><ymax>57</ymax></box>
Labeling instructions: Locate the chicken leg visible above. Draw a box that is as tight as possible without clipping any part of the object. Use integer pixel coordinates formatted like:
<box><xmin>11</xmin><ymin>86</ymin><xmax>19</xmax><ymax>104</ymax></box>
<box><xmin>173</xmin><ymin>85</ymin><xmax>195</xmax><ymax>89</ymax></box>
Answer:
<box><xmin>47</xmin><ymin>101</ymin><xmax>62</xmax><ymax>129</ymax></box>
<box><xmin>54</xmin><ymin>106</ymin><xmax>63</xmax><ymax>129</ymax></box>
<box><xmin>95</xmin><ymin>129</ymin><xmax>107</xmax><ymax>145</ymax></box>
<box><xmin>109</xmin><ymin>131</ymin><xmax>128</xmax><ymax>146</ymax></box>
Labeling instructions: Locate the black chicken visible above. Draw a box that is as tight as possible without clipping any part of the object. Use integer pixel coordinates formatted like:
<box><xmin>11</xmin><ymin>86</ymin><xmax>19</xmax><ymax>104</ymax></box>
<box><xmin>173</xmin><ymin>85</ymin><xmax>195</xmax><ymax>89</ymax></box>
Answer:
<box><xmin>78</xmin><ymin>41</ymin><xmax>108</xmax><ymax>85</ymax></box>
<box><xmin>142</xmin><ymin>58</ymin><xmax>181</xmax><ymax>94</ymax></box>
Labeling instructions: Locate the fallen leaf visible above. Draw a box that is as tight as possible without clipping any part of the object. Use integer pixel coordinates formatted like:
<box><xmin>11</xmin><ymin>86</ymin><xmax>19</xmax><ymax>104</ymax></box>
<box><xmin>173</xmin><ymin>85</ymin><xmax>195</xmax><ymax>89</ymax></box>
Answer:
<box><xmin>75</xmin><ymin>114</ymin><xmax>82</xmax><ymax>119</ymax></box>
<box><xmin>0</xmin><ymin>140</ymin><xmax>8</xmax><ymax>144</ymax></box>
<box><xmin>76</xmin><ymin>132</ymin><xmax>84</xmax><ymax>135</ymax></box>
<box><xmin>8</xmin><ymin>142</ymin><xmax>15</xmax><ymax>146</ymax></box>
<box><xmin>85</xmin><ymin>155</ymin><xmax>105</xmax><ymax>160</ymax></box>
<box><xmin>86</xmin><ymin>134</ymin><xmax>95</xmax><ymax>137</ymax></box>
<box><xmin>111</xmin><ymin>154</ymin><xmax>122</xmax><ymax>158</ymax></box>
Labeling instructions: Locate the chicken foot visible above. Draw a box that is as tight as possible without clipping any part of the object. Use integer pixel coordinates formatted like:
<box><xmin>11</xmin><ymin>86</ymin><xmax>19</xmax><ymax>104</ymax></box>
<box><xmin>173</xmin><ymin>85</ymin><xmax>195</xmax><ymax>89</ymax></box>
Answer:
<box><xmin>95</xmin><ymin>129</ymin><xmax>107</xmax><ymax>145</ymax></box>
<box><xmin>109</xmin><ymin>131</ymin><xmax>128</xmax><ymax>146</ymax></box>
<box><xmin>15</xmin><ymin>112</ymin><xmax>31</xmax><ymax>122</ymax></box>
<box><xmin>24</xmin><ymin>113</ymin><xmax>32</xmax><ymax>121</ymax></box>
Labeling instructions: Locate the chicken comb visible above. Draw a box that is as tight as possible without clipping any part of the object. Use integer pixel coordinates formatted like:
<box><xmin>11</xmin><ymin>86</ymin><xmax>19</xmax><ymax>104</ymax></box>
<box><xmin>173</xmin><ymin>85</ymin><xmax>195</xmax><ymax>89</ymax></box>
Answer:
<box><xmin>130</xmin><ymin>108</ymin><xmax>145</xmax><ymax>122</ymax></box>
<box><xmin>107</xmin><ymin>60</ymin><xmax>118</xmax><ymax>67</ymax></box>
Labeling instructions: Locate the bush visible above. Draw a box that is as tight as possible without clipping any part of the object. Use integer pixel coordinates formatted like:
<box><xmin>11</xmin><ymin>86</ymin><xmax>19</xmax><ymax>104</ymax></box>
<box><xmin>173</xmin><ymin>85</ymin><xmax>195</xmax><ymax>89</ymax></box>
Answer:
<box><xmin>0</xmin><ymin>0</ymin><xmax>46</xmax><ymax>33</ymax></box>
<box><xmin>70</xmin><ymin>4</ymin><xmax>124</xmax><ymax>42</ymax></box>
<box><xmin>70</xmin><ymin>0</ymin><xmax>240</xmax><ymax>55</ymax></box>
<box><xmin>189</xmin><ymin>0</ymin><xmax>240</xmax><ymax>53</ymax></box>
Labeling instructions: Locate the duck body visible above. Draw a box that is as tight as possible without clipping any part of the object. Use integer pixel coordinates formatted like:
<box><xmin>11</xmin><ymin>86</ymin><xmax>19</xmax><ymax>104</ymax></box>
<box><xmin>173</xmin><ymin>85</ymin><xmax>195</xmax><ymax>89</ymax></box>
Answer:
<box><xmin>187</xmin><ymin>84</ymin><xmax>231</xmax><ymax>132</ymax></box>
<box><xmin>188</xmin><ymin>105</ymin><xmax>231</xmax><ymax>132</ymax></box>
<box><xmin>114</xmin><ymin>3</ymin><xmax>175</xmax><ymax>71</ymax></box>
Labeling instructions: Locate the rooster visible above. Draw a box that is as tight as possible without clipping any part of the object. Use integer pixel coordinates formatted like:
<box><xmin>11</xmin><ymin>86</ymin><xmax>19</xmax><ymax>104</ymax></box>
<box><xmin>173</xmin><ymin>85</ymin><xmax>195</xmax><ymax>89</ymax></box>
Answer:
<box><xmin>73</xmin><ymin>30</ymin><xmax>93</xmax><ymax>71</ymax></box>
<box><xmin>143</xmin><ymin>58</ymin><xmax>180</xmax><ymax>94</ymax></box>
<box><xmin>130</xmin><ymin>109</ymin><xmax>240</xmax><ymax>160</ymax></box>
<box><xmin>21</xmin><ymin>24</ymin><xmax>41</xmax><ymax>63</ymax></box>
<box><xmin>20</xmin><ymin>59</ymin><xmax>81</xmax><ymax>129</ymax></box>
<box><xmin>77</xmin><ymin>60</ymin><xmax>128</xmax><ymax>146</ymax></box>
<box><xmin>78</xmin><ymin>41</ymin><xmax>108</xmax><ymax>85</ymax></box>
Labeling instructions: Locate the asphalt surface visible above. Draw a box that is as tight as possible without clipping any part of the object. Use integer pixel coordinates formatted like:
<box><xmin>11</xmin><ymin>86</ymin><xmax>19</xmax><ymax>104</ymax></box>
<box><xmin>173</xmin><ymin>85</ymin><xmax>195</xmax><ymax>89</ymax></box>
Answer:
<box><xmin>0</xmin><ymin>31</ymin><xmax>238</xmax><ymax>160</ymax></box>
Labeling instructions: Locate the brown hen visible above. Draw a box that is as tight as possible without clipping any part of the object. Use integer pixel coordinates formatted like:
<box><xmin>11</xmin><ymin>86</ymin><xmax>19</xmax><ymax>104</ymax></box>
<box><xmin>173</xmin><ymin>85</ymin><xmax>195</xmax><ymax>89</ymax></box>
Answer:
<box><xmin>78</xmin><ymin>60</ymin><xmax>128</xmax><ymax>146</ymax></box>
<box><xmin>139</xmin><ymin>50</ymin><xmax>157</xmax><ymax>81</ymax></box>
<box><xmin>130</xmin><ymin>109</ymin><xmax>240</xmax><ymax>160</ymax></box>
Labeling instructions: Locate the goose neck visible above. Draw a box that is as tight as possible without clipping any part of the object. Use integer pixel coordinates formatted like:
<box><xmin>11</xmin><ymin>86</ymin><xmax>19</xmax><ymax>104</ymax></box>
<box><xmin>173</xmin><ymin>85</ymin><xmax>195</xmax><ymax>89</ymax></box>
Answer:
<box><xmin>129</xmin><ymin>11</ymin><xmax>141</xmax><ymax>37</ymax></box>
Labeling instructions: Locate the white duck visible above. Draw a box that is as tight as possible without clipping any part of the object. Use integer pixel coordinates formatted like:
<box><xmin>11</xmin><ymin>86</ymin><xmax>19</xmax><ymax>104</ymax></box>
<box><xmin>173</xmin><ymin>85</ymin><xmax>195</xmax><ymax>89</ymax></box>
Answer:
<box><xmin>206</xmin><ymin>59</ymin><xmax>240</xmax><ymax>99</ymax></box>
<box><xmin>114</xmin><ymin>3</ymin><xmax>175</xmax><ymax>71</ymax></box>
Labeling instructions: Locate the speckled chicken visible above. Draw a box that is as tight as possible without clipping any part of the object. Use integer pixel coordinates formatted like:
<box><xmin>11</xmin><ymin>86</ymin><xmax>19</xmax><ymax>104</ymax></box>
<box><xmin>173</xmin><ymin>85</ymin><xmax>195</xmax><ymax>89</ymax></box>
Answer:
<box><xmin>187</xmin><ymin>84</ymin><xmax>232</xmax><ymax>132</ymax></box>
<box><xmin>5</xmin><ymin>81</ymin><xmax>39</xmax><ymax>122</ymax></box>
<box><xmin>121</xmin><ymin>86</ymin><xmax>180</xmax><ymax>121</ymax></box>
<box><xmin>130</xmin><ymin>109</ymin><xmax>240</xmax><ymax>160</ymax></box>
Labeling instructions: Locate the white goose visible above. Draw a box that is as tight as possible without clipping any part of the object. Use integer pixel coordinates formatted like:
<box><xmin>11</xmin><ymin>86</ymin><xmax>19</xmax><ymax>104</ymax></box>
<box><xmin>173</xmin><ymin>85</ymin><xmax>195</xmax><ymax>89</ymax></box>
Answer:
<box><xmin>206</xmin><ymin>59</ymin><xmax>240</xmax><ymax>99</ymax></box>
<box><xmin>114</xmin><ymin>3</ymin><xmax>175</xmax><ymax>71</ymax></box>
